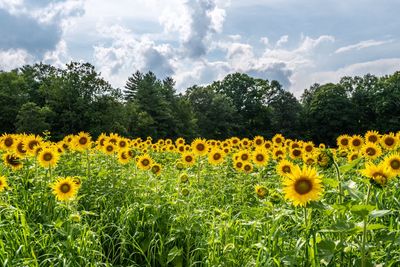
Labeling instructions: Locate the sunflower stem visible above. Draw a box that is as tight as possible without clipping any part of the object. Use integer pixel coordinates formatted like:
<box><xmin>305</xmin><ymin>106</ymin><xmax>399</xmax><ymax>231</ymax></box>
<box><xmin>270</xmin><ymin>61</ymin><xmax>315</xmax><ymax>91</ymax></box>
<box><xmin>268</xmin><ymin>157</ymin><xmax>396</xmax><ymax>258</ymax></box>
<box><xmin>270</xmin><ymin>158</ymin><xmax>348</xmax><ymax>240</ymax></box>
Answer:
<box><xmin>86</xmin><ymin>149</ymin><xmax>90</xmax><ymax>180</ymax></box>
<box><xmin>304</xmin><ymin>207</ymin><xmax>309</xmax><ymax>266</ymax></box>
<box><xmin>332</xmin><ymin>160</ymin><xmax>343</xmax><ymax>204</ymax></box>
<box><xmin>361</xmin><ymin>183</ymin><xmax>372</xmax><ymax>267</ymax></box>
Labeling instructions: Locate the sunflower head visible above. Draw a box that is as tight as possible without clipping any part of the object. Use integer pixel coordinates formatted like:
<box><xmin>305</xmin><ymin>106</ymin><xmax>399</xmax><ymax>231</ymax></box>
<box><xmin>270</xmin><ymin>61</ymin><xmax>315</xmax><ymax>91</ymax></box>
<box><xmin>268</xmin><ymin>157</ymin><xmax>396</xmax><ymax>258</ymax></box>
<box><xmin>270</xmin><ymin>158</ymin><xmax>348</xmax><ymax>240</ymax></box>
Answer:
<box><xmin>272</xmin><ymin>134</ymin><xmax>285</xmax><ymax>146</ymax></box>
<box><xmin>252</xmin><ymin>148</ymin><xmax>269</xmax><ymax>166</ymax></box>
<box><xmin>365</xmin><ymin>130</ymin><xmax>380</xmax><ymax>144</ymax></box>
<box><xmin>151</xmin><ymin>163</ymin><xmax>162</xmax><ymax>175</ymax></box>
<box><xmin>360</xmin><ymin>162</ymin><xmax>395</xmax><ymax>187</ymax></box>
<box><xmin>242</xmin><ymin>162</ymin><xmax>253</xmax><ymax>173</ymax></box>
<box><xmin>51</xmin><ymin>177</ymin><xmax>79</xmax><ymax>201</ymax></box>
<box><xmin>3</xmin><ymin>152</ymin><xmax>23</xmax><ymax>170</ymax></box>
<box><xmin>361</xmin><ymin>142</ymin><xmax>382</xmax><ymax>160</ymax></box>
<box><xmin>350</xmin><ymin>135</ymin><xmax>364</xmax><ymax>150</ymax></box>
<box><xmin>383</xmin><ymin>153</ymin><xmax>400</xmax><ymax>175</ymax></box>
<box><xmin>137</xmin><ymin>154</ymin><xmax>153</xmax><ymax>170</ymax></box>
<box><xmin>283</xmin><ymin>165</ymin><xmax>324</xmax><ymax>207</ymax></box>
<box><xmin>181</xmin><ymin>152</ymin><xmax>196</xmax><ymax>166</ymax></box>
<box><xmin>276</xmin><ymin>159</ymin><xmax>295</xmax><ymax>177</ymax></box>
<box><xmin>191</xmin><ymin>138</ymin><xmax>208</xmax><ymax>156</ymax></box>
<box><xmin>37</xmin><ymin>147</ymin><xmax>60</xmax><ymax>168</ymax></box>
<box><xmin>255</xmin><ymin>185</ymin><xmax>268</xmax><ymax>199</ymax></box>
<box><xmin>208</xmin><ymin>149</ymin><xmax>225</xmax><ymax>165</ymax></box>
<box><xmin>253</xmin><ymin>136</ymin><xmax>265</xmax><ymax>147</ymax></box>
<box><xmin>179</xmin><ymin>173</ymin><xmax>189</xmax><ymax>183</ymax></box>
<box><xmin>337</xmin><ymin>134</ymin><xmax>351</xmax><ymax>148</ymax></box>
<box><xmin>380</xmin><ymin>133</ymin><xmax>397</xmax><ymax>150</ymax></box>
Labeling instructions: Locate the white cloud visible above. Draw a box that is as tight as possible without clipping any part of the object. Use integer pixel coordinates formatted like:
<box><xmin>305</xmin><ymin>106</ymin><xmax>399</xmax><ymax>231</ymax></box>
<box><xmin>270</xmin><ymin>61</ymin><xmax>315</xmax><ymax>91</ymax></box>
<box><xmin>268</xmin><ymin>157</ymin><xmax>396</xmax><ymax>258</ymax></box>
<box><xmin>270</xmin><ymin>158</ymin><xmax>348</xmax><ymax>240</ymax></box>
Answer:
<box><xmin>276</xmin><ymin>35</ymin><xmax>288</xmax><ymax>47</ymax></box>
<box><xmin>0</xmin><ymin>48</ymin><xmax>33</xmax><ymax>70</ymax></box>
<box><xmin>335</xmin><ymin>39</ymin><xmax>393</xmax><ymax>54</ymax></box>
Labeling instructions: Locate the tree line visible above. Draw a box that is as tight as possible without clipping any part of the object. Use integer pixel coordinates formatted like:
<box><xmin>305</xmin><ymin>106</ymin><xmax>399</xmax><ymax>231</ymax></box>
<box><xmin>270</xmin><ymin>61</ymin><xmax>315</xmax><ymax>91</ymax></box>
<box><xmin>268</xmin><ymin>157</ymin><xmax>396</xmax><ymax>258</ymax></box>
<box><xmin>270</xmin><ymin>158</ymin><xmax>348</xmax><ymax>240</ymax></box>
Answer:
<box><xmin>0</xmin><ymin>62</ymin><xmax>399</xmax><ymax>145</ymax></box>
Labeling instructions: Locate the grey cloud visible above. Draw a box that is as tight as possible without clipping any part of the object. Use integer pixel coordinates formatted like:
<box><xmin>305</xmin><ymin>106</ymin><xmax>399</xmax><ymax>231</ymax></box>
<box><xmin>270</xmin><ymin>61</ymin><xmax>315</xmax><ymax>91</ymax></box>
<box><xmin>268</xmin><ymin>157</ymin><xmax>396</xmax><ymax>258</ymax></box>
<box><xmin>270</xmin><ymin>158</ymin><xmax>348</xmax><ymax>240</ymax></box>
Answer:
<box><xmin>142</xmin><ymin>47</ymin><xmax>174</xmax><ymax>78</ymax></box>
<box><xmin>247</xmin><ymin>63</ymin><xmax>293</xmax><ymax>89</ymax></box>
<box><xmin>184</xmin><ymin>0</ymin><xmax>216</xmax><ymax>58</ymax></box>
<box><xmin>0</xmin><ymin>9</ymin><xmax>61</xmax><ymax>57</ymax></box>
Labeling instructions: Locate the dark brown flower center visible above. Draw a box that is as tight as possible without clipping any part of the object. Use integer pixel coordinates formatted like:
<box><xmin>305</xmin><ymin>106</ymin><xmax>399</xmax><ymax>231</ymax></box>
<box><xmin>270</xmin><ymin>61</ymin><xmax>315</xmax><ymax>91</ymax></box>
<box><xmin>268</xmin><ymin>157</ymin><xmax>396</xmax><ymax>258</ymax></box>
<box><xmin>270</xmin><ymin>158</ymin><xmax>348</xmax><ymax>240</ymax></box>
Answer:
<box><xmin>106</xmin><ymin>145</ymin><xmax>114</xmax><ymax>152</ymax></box>
<box><xmin>236</xmin><ymin>162</ymin><xmax>243</xmax><ymax>168</ymax></box>
<box><xmin>244</xmin><ymin>164</ymin><xmax>251</xmax><ymax>171</ymax></box>
<box><xmin>294</xmin><ymin>178</ymin><xmax>313</xmax><ymax>195</ymax></box>
<box><xmin>142</xmin><ymin>159</ymin><xmax>150</xmax><ymax>166</ymax></box>
<box><xmin>293</xmin><ymin>149</ymin><xmax>301</xmax><ymax>157</ymax></box>
<box><xmin>43</xmin><ymin>153</ymin><xmax>53</xmax><ymax>161</ymax></box>
<box><xmin>241</xmin><ymin>154</ymin><xmax>249</xmax><ymax>161</ymax></box>
<box><xmin>196</xmin><ymin>143</ymin><xmax>205</xmax><ymax>151</ymax></box>
<box><xmin>390</xmin><ymin>159</ymin><xmax>400</xmax><ymax>170</ymax></box>
<box><xmin>256</xmin><ymin>154</ymin><xmax>264</xmax><ymax>162</ymax></box>
<box><xmin>352</xmin><ymin>139</ymin><xmax>361</xmax><ymax>146</ymax></box>
<box><xmin>79</xmin><ymin>137</ymin><xmax>87</xmax><ymax>145</ymax></box>
<box><xmin>282</xmin><ymin>166</ymin><xmax>291</xmax><ymax>173</ymax></box>
<box><xmin>305</xmin><ymin>145</ymin><xmax>313</xmax><ymax>152</ymax></box>
<box><xmin>366</xmin><ymin>147</ymin><xmax>376</xmax><ymax>156</ymax></box>
<box><xmin>368</xmin><ymin>135</ymin><xmax>377</xmax><ymax>143</ymax></box>
<box><xmin>4</xmin><ymin>137</ymin><xmax>13</xmax><ymax>147</ymax></box>
<box><xmin>255</xmin><ymin>139</ymin><xmax>262</xmax><ymax>145</ymax></box>
<box><xmin>213</xmin><ymin>153</ymin><xmax>221</xmax><ymax>160</ymax></box>
<box><xmin>385</xmin><ymin>137</ymin><xmax>394</xmax><ymax>146</ymax></box>
<box><xmin>60</xmin><ymin>183</ymin><xmax>71</xmax><ymax>193</ymax></box>
<box><xmin>28</xmin><ymin>140</ymin><xmax>39</xmax><ymax>150</ymax></box>
<box><xmin>275</xmin><ymin>138</ymin><xmax>282</xmax><ymax>143</ymax></box>
<box><xmin>185</xmin><ymin>156</ymin><xmax>193</xmax><ymax>162</ymax></box>
<box><xmin>17</xmin><ymin>142</ymin><xmax>26</xmax><ymax>153</ymax></box>
<box><xmin>7</xmin><ymin>155</ymin><xmax>21</xmax><ymax>166</ymax></box>
<box><xmin>119</xmin><ymin>141</ymin><xmax>127</xmax><ymax>147</ymax></box>
<box><xmin>340</xmin><ymin>139</ymin><xmax>349</xmax><ymax>146</ymax></box>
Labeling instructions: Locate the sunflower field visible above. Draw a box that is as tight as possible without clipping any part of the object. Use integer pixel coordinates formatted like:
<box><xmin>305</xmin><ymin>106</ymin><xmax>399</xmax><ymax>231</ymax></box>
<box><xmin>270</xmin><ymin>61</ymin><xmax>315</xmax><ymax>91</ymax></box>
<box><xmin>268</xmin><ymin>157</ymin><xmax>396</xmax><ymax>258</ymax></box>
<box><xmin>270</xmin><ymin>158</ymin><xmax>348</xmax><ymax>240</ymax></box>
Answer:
<box><xmin>0</xmin><ymin>131</ymin><xmax>400</xmax><ymax>266</ymax></box>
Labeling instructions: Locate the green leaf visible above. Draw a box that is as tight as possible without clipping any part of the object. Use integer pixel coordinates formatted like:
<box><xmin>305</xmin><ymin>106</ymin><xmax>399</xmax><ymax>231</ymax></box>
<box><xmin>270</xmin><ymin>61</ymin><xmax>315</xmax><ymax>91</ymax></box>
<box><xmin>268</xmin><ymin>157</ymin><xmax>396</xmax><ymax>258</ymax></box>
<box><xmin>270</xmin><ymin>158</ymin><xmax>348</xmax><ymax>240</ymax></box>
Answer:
<box><xmin>323</xmin><ymin>178</ymin><xmax>339</xmax><ymax>188</ymax></box>
<box><xmin>339</xmin><ymin>157</ymin><xmax>362</xmax><ymax>174</ymax></box>
<box><xmin>369</xmin><ymin>210</ymin><xmax>391</xmax><ymax>218</ymax></box>
<box><xmin>317</xmin><ymin>239</ymin><xmax>336</xmax><ymax>266</ymax></box>
<box><xmin>350</xmin><ymin>204</ymin><xmax>375</xmax><ymax>217</ymax></box>
<box><xmin>167</xmin><ymin>246</ymin><xmax>182</xmax><ymax>264</ymax></box>
<box><xmin>319</xmin><ymin>220</ymin><xmax>356</xmax><ymax>233</ymax></box>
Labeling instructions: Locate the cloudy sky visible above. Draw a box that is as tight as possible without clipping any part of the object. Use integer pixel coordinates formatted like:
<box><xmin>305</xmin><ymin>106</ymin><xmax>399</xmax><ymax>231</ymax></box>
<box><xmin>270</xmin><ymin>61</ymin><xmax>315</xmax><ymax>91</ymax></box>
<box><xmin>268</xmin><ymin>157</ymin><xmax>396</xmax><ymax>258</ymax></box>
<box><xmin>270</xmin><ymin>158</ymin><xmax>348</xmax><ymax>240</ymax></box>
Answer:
<box><xmin>1</xmin><ymin>0</ymin><xmax>399</xmax><ymax>96</ymax></box>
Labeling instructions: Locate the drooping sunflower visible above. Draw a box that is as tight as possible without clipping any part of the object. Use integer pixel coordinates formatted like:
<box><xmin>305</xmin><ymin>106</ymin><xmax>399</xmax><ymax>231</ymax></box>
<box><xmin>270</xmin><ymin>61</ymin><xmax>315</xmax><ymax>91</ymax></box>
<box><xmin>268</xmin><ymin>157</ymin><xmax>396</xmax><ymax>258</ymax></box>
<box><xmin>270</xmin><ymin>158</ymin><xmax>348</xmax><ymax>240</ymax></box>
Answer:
<box><xmin>272</xmin><ymin>134</ymin><xmax>285</xmax><ymax>146</ymax></box>
<box><xmin>136</xmin><ymin>154</ymin><xmax>153</xmax><ymax>171</ymax></box>
<box><xmin>361</xmin><ymin>142</ymin><xmax>382</xmax><ymax>160</ymax></box>
<box><xmin>350</xmin><ymin>135</ymin><xmax>364</xmax><ymax>151</ymax></box>
<box><xmin>282</xmin><ymin>165</ymin><xmax>324</xmax><ymax>207</ymax></box>
<box><xmin>73</xmin><ymin>132</ymin><xmax>92</xmax><ymax>151</ymax></box>
<box><xmin>316</xmin><ymin>150</ymin><xmax>332</xmax><ymax>169</ymax></box>
<box><xmin>151</xmin><ymin>163</ymin><xmax>162</xmax><ymax>175</ymax></box>
<box><xmin>0</xmin><ymin>176</ymin><xmax>8</xmax><ymax>192</ymax></box>
<box><xmin>255</xmin><ymin>185</ymin><xmax>268</xmax><ymax>199</ymax></box>
<box><xmin>37</xmin><ymin>147</ymin><xmax>60</xmax><ymax>168</ymax></box>
<box><xmin>252</xmin><ymin>148</ymin><xmax>269</xmax><ymax>167</ymax></box>
<box><xmin>380</xmin><ymin>133</ymin><xmax>397</xmax><ymax>150</ymax></box>
<box><xmin>360</xmin><ymin>162</ymin><xmax>395</xmax><ymax>187</ymax></box>
<box><xmin>51</xmin><ymin>177</ymin><xmax>79</xmax><ymax>201</ymax></box>
<box><xmin>191</xmin><ymin>138</ymin><xmax>208</xmax><ymax>156</ymax></box>
<box><xmin>276</xmin><ymin>159</ymin><xmax>295</xmax><ymax>177</ymax></box>
<box><xmin>383</xmin><ymin>153</ymin><xmax>400</xmax><ymax>176</ymax></box>
<box><xmin>208</xmin><ymin>149</ymin><xmax>225</xmax><ymax>165</ymax></box>
<box><xmin>253</xmin><ymin>136</ymin><xmax>265</xmax><ymax>147</ymax></box>
<box><xmin>364</xmin><ymin>130</ymin><xmax>380</xmax><ymax>144</ymax></box>
<box><xmin>3</xmin><ymin>152</ymin><xmax>23</xmax><ymax>170</ymax></box>
<box><xmin>337</xmin><ymin>134</ymin><xmax>351</xmax><ymax>149</ymax></box>
<box><xmin>181</xmin><ymin>152</ymin><xmax>196</xmax><ymax>167</ymax></box>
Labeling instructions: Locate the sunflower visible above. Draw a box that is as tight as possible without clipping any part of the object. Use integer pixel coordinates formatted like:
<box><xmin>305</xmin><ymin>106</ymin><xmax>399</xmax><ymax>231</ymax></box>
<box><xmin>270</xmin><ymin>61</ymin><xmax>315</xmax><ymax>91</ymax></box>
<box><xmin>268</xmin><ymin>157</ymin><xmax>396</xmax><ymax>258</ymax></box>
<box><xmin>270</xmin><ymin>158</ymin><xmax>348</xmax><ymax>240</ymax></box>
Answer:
<box><xmin>208</xmin><ymin>149</ymin><xmax>225</xmax><ymax>165</ymax></box>
<box><xmin>291</xmin><ymin>141</ymin><xmax>301</xmax><ymax>150</ymax></box>
<box><xmin>252</xmin><ymin>148</ymin><xmax>269</xmax><ymax>167</ymax></box>
<box><xmin>282</xmin><ymin>165</ymin><xmax>323</xmax><ymax>207</ymax></box>
<box><xmin>3</xmin><ymin>152</ymin><xmax>23</xmax><ymax>170</ymax></box>
<box><xmin>108</xmin><ymin>133</ymin><xmax>120</xmax><ymax>145</ymax></box>
<box><xmin>14</xmin><ymin>138</ymin><xmax>28</xmax><ymax>158</ymax></box>
<box><xmin>364</xmin><ymin>130</ymin><xmax>380</xmax><ymax>144</ymax></box>
<box><xmin>347</xmin><ymin>151</ymin><xmax>360</xmax><ymax>162</ymax></box>
<box><xmin>272</xmin><ymin>148</ymin><xmax>285</xmax><ymax>160</ymax></box>
<box><xmin>117</xmin><ymin>138</ymin><xmax>129</xmax><ymax>150</ymax></box>
<box><xmin>242</xmin><ymin>162</ymin><xmax>253</xmax><ymax>173</ymax></box>
<box><xmin>0</xmin><ymin>176</ymin><xmax>8</xmax><ymax>192</ymax></box>
<box><xmin>272</xmin><ymin>134</ymin><xmax>285</xmax><ymax>146</ymax></box>
<box><xmin>73</xmin><ymin>132</ymin><xmax>92</xmax><ymax>151</ymax></box>
<box><xmin>102</xmin><ymin>141</ymin><xmax>116</xmax><ymax>155</ymax></box>
<box><xmin>360</xmin><ymin>162</ymin><xmax>395</xmax><ymax>187</ymax></box>
<box><xmin>118</xmin><ymin>150</ymin><xmax>131</xmax><ymax>164</ymax></box>
<box><xmin>233</xmin><ymin>160</ymin><xmax>244</xmax><ymax>172</ymax></box>
<box><xmin>23</xmin><ymin>134</ymin><xmax>43</xmax><ymax>156</ymax></box>
<box><xmin>51</xmin><ymin>177</ymin><xmax>79</xmax><ymax>201</ymax></box>
<box><xmin>175</xmin><ymin>137</ymin><xmax>185</xmax><ymax>146</ymax></box>
<box><xmin>240</xmin><ymin>138</ymin><xmax>251</xmax><ymax>148</ymax></box>
<box><xmin>38</xmin><ymin>147</ymin><xmax>60</xmax><ymax>168</ymax></box>
<box><xmin>289</xmin><ymin>148</ymin><xmax>302</xmax><ymax>160</ymax></box>
<box><xmin>302</xmin><ymin>154</ymin><xmax>316</xmax><ymax>165</ymax></box>
<box><xmin>151</xmin><ymin>163</ymin><xmax>162</xmax><ymax>175</ymax></box>
<box><xmin>255</xmin><ymin>185</ymin><xmax>268</xmax><ymax>199</ymax></box>
<box><xmin>136</xmin><ymin>154</ymin><xmax>153</xmax><ymax>171</ymax></box>
<box><xmin>1</xmin><ymin>134</ymin><xmax>16</xmax><ymax>151</ymax></box>
<box><xmin>191</xmin><ymin>138</ymin><xmax>208</xmax><ymax>156</ymax></box>
<box><xmin>95</xmin><ymin>133</ymin><xmax>108</xmax><ymax>148</ymax></box>
<box><xmin>383</xmin><ymin>153</ymin><xmax>400</xmax><ymax>176</ymax></box>
<box><xmin>253</xmin><ymin>136</ymin><xmax>265</xmax><ymax>147</ymax></box>
<box><xmin>337</xmin><ymin>134</ymin><xmax>351</xmax><ymax>149</ymax></box>
<box><xmin>380</xmin><ymin>133</ymin><xmax>397</xmax><ymax>150</ymax></box>
<box><xmin>316</xmin><ymin>150</ymin><xmax>332</xmax><ymax>169</ymax></box>
<box><xmin>238</xmin><ymin>150</ymin><xmax>251</xmax><ymax>162</ymax></box>
<box><xmin>230</xmin><ymin>137</ymin><xmax>240</xmax><ymax>147</ymax></box>
<box><xmin>264</xmin><ymin>141</ymin><xmax>273</xmax><ymax>150</ymax></box>
<box><xmin>276</xmin><ymin>159</ymin><xmax>295</xmax><ymax>177</ymax></box>
<box><xmin>177</xmin><ymin>145</ymin><xmax>186</xmax><ymax>153</ymax></box>
<box><xmin>350</xmin><ymin>135</ymin><xmax>364</xmax><ymax>150</ymax></box>
<box><xmin>361</xmin><ymin>143</ymin><xmax>382</xmax><ymax>160</ymax></box>
<box><xmin>182</xmin><ymin>152</ymin><xmax>196</xmax><ymax>167</ymax></box>
<box><xmin>319</xmin><ymin>143</ymin><xmax>326</xmax><ymax>149</ymax></box>
<box><xmin>179</xmin><ymin>173</ymin><xmax>189</xmax><ymax>183</ymax></box>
